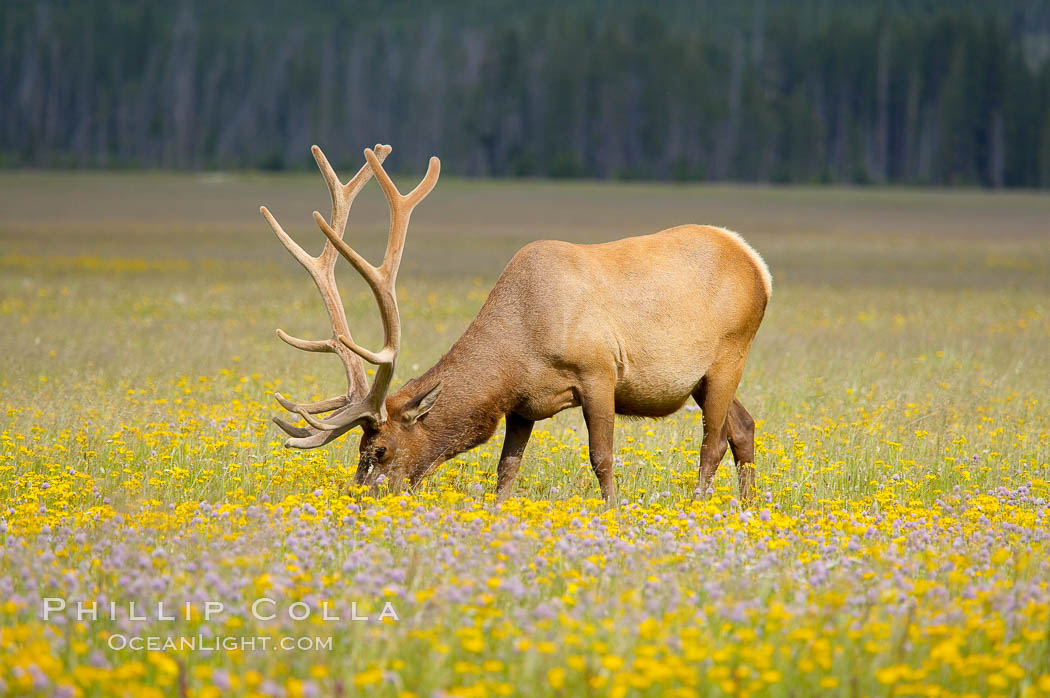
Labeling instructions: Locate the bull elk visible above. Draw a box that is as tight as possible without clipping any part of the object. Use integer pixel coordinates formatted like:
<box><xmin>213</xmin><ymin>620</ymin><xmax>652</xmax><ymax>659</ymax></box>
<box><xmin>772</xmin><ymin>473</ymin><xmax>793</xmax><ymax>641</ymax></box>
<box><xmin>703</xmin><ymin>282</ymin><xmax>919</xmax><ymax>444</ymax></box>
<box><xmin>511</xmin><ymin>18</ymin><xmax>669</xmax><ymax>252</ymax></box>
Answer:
<box><xmin>261</xmin><ymin>145</ymin><xmax>771</xmax><ymax>503</ymax></box>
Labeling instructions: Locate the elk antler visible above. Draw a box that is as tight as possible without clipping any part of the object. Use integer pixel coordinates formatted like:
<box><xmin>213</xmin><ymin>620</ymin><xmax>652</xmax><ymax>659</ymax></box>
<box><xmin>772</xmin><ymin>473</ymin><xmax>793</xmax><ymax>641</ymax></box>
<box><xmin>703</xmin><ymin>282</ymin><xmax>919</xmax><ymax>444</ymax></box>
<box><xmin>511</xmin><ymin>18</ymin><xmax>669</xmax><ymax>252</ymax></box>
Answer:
<box><xmin>260</xmin><ymin>144</ymin><xmax>390</xmax><ymax>447</ymax></box>
<box><xmin>260</xmin><ymin>144</ymin><xmax>440</xmax><ymax>448</ymax></box>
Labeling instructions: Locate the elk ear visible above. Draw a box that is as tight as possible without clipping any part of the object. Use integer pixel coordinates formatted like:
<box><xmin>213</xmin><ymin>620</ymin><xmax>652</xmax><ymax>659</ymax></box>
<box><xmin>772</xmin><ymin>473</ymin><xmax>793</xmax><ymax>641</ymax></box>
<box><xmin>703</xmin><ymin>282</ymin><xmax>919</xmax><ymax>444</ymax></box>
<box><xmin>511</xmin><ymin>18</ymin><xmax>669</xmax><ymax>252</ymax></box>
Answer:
<box><xmin>401</xmin><ymin>383</ymin><xmax>443</xmax><ymax>424</ymax></box>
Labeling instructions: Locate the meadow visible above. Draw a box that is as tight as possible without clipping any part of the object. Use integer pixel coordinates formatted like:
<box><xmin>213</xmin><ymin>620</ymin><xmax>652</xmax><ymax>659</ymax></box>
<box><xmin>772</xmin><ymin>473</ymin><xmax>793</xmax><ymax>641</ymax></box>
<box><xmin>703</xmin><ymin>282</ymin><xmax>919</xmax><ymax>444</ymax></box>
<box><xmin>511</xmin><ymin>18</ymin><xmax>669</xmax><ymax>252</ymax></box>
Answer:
<box><xmin>1</xmin><ymin>170</ymin><xmax>1048</xmax><ymax>697</ymax></box>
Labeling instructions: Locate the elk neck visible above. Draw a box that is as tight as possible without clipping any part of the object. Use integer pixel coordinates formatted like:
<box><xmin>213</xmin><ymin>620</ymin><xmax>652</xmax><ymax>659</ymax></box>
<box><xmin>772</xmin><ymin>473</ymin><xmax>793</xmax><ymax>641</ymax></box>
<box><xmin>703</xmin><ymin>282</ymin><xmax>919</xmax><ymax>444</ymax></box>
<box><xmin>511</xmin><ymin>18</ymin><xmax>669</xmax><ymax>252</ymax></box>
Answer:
<box><xmin>394</xmin><ymin>316</ymin><xmax>523</xmax><ymax>461</ymax></box>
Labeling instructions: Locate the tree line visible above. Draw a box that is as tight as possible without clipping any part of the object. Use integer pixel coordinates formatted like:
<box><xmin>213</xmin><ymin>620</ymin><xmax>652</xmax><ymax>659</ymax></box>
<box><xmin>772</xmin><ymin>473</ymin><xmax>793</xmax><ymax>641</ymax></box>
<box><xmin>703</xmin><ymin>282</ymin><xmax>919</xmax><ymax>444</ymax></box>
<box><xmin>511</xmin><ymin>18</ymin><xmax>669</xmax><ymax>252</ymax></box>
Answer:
<box><xmin>3</xmin><ymin>0</ymin><xmax>1050</xmax><ymax>186</ymax></box>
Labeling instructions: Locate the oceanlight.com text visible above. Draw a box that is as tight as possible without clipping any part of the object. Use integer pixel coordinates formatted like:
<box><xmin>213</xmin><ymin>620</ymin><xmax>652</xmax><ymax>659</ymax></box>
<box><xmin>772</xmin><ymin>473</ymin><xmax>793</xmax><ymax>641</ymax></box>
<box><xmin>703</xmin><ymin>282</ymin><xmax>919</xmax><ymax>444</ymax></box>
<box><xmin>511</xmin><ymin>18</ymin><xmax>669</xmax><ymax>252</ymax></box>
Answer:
<box><xmin>107</xmin><ymin>634</ymin><xmax>333</xmax><ymax>652</ymax></box>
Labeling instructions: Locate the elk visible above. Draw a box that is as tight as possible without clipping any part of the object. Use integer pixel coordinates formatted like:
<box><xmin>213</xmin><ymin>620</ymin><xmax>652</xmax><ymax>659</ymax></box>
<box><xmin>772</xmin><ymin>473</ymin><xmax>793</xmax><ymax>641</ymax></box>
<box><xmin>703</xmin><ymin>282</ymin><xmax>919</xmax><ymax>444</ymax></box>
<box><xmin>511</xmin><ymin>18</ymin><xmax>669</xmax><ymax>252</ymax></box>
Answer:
<box><xmin>261</xmin><ymin>144</ymin><xmax>771</xmax><ymax>503</ymax></box>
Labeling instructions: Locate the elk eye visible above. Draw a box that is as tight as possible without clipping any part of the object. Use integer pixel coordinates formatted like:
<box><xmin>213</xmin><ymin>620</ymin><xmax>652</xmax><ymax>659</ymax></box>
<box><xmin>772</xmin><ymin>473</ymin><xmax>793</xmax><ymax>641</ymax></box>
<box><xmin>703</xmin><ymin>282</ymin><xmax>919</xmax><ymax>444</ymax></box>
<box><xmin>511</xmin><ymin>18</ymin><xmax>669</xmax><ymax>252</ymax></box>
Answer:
<box><xmin>374</xmin><ymin>446</ymin><xmax>387</xmax><ymax>460</ymax></box>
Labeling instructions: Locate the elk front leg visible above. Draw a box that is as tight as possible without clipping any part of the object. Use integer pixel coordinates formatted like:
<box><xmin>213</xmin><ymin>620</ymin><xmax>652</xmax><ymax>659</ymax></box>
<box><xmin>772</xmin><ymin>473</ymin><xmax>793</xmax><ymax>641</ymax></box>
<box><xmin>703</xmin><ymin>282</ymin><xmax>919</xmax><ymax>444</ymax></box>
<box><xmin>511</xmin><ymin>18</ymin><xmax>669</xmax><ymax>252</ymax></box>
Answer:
<box><xmin>496</xmin><ymin>412</ymin><xmax>534</xmax><ymax>501</ymax></box>
<box><xmin>726</xmin><ymin>398</ymin><xmax>757</xmax><ymax>502</ymax></box>
<box><xmin>580</xmin><ymin>381</ymin><xmax>619</xmax><ymax>505</ymax></box>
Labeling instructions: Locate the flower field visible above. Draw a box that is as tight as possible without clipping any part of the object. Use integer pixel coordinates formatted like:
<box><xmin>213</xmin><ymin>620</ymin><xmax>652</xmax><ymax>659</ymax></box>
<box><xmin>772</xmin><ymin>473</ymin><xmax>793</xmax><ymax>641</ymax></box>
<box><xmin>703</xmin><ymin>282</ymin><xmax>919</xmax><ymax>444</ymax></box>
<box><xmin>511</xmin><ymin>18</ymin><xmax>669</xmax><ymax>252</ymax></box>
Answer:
<box><xmin>1</xmin><ymin>174</ymin><xmax>1048</xmax><ymax>696</ymax></box>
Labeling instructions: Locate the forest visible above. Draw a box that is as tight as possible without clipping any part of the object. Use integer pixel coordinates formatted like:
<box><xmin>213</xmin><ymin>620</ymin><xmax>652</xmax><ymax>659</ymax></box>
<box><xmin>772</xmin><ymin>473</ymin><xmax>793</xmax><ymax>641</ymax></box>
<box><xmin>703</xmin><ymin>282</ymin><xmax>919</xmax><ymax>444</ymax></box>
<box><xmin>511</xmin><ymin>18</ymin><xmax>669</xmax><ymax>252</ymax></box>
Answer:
<box><xmin>3</xmin><ymin>0</ymin><xmax>1050</xmax><ymax>186</ymax></box>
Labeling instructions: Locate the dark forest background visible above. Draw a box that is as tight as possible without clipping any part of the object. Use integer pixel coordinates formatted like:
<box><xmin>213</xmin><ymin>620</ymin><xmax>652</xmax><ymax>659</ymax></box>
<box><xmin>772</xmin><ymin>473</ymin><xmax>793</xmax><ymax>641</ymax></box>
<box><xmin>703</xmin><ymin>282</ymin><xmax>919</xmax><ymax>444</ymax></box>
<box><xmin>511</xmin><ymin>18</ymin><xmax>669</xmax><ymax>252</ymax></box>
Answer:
<box><xmin>4</xmin><ymin>0</ymin><xmax>1050</xmax><ymax>186</ymax></box>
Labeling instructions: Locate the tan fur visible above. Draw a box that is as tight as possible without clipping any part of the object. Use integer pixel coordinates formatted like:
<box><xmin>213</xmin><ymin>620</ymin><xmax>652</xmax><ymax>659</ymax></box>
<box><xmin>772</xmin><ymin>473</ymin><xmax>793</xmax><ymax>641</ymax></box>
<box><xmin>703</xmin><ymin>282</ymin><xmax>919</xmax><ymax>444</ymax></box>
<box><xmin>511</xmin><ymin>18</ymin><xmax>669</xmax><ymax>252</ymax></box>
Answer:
<box><xmin>358</xmin><ymin>225</ymin><xmax>771</xmax><ymax>502</ymax></box>
<box><xmin>709</xmin><ymin>226</ymin><xmax>773</xmax><ymax>300</ymax></box>
<box><xmin>265</xmin><ymin>146</ymin><xmax>770</xmax><ymax>502</ymax></box>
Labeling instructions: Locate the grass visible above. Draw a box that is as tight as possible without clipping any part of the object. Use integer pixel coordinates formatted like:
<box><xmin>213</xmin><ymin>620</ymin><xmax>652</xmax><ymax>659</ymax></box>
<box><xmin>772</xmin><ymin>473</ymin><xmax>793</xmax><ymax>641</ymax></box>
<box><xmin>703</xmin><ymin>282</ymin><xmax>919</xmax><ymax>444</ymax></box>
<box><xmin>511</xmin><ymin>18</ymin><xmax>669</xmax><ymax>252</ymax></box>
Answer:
<box><xmin>0</xmin><ymin>171</ymin><xmax>1048</xmax><ymax>697</ymax></box>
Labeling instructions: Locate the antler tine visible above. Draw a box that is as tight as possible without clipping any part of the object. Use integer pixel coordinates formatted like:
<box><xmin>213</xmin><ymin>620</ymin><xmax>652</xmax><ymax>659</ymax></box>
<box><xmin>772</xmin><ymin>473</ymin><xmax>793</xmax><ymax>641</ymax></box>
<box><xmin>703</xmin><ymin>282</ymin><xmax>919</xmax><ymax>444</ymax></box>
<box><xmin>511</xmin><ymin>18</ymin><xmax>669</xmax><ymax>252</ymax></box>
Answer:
<box><xmin>312</xmin><ymin>211</ymin><xmax>382</xmax><ymax>290</ymax></box>
<box><xmin>404</xmin><ymin>157</ymin><xmax>442</xmax><ymax>208</ymax></box>
<box><xmin>275</xmin><ymin>329</ymin><xmax>330</xmax><ymax>353</ymax></box>
<box><xmin>273</xmin><ymin>416</ymin><xmax>314</xmax><ymax>439</ymax></box>
<box><xmin>310</xmin><ymin>145</ymin><xmax>343</xmax><ymax>200</ymax></box>
<box><xmin>363</xmin><ymin>149</ymin><xmax>442</xmax><ymax>274</ymax></box>
<box><xmin>273</xmin><ymin>417</ymin><xmax>355</xmax><ymax>449</ymax></box>
<box><xmin>273</xmin><ymin>392</ymin><xmax>348</xmax><ymax>414</ymax></box>
<box><xmin>261</xmin><ymin>145</ymin><xmax>393</xmax><ymax>434</ymax></box>
<box><xmin>260</xmin><ymin>205</ymin><xmax>315</xmax><ymax>271</ymax></box>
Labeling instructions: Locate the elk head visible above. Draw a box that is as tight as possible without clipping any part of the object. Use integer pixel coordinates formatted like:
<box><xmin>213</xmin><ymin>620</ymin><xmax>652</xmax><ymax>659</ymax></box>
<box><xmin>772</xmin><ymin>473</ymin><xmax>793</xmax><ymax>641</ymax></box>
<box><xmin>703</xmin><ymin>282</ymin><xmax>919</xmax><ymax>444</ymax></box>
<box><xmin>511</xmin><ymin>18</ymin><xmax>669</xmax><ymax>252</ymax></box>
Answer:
<box><xmin>260</xmin><ymin>144</ymin><xmax>441</xmax><ymax>490</ymax></box>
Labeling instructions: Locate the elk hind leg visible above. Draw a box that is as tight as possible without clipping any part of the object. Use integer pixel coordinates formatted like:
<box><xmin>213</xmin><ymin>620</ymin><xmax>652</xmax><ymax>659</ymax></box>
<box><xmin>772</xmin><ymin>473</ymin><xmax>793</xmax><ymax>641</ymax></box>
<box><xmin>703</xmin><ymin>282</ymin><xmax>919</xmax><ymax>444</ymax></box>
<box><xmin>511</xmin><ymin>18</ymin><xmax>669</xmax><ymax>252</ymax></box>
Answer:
<box><xmin>726</xmin><ymin>398</ymin><xmax>757</xmax><ymax>502</ymax></box>
<box><xmin>691</xmin><ymin>362</ymin><xmax>744</xmax><ymax>496</ymax></box>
